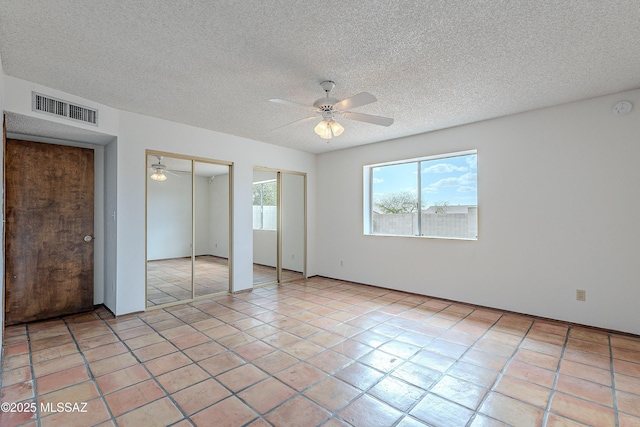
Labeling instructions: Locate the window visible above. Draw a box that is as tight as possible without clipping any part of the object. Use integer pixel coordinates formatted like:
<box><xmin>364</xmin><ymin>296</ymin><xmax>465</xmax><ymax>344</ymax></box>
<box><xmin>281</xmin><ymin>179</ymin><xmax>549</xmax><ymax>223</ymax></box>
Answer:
<box><xmin>253</xmin><ymin>180</ymin><xmax>277</xmax><ymax>230</ymax></box>
<box><xmin>365</xmin><ymin>150</ymin><xmax>477</xmax><ymax>239</ymax></box>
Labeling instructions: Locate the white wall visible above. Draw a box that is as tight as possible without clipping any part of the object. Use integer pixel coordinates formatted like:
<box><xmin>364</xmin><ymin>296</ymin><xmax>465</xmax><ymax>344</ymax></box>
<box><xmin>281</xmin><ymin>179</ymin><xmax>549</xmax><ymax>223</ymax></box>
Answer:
<box><xmin>146</xmin><ymin>172</ymin><xmax>193</xmax><ymax>260</ymax></box>
<box><xmin>281</xmin><ymin>173</ymin><xmax>305</xmax><ymax>272</ymax></box>
<box><xmin>194</xmin><ymin>175</ymin><xmax>211</xmax><ymax>256</ymax></box>
<box><xmin>104</xmin><ymin>140</ymin><xmax>117</xmax><ymax>312</ymax></box>
<box><xmin>147</xmin><ymin>171</ymin><xmax>230</xmax><ymax>260</ymax></box>
<box><xmin>253</xmin><ymin>230</ymin><xmax>277</xmax><ymax>267</ymax></box>
<box><xmin>208</xmin><ymin>173</ymin><xmax>230</xmax><ymax>258</ymax></box>
<box><xmin>3</xmin><ymin>76</ymin><xmax>120</xmax><ymax>137</ymax></box>
<box><xmin>317</xmin><ymin>89</ymin><xmax>640</xmax><ymax>335</ymax></box>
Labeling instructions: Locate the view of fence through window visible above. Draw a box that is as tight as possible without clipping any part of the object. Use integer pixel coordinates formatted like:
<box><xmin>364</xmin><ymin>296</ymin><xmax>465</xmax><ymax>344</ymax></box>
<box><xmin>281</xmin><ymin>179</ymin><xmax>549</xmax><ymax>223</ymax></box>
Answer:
<box><xmin>370</xmin><ymin>151</ymin><xmax>477</xmax><ymax>239</ymax></box>
<box><xmin>253</xmin><ymin>180</ymin><xmax>277</xmax><ymax>230</ymax></box>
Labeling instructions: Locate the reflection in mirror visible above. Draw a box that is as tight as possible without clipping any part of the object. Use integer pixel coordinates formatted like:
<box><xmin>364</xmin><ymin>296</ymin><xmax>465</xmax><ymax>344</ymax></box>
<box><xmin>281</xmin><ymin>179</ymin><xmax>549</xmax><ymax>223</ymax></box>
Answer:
<box><xmin>194</xmin><ymin>161</ymin><xmax>231</xmax><ymax>297</ymax></box>
<box><xmin>252</xmin><ymin>169</ymin><xmax>278</xmax><ymax>285</ymax></box>
<box><xmin>146</xmin><ymin>155</ymin><xmax>193</xmax><ymax>306</ymax></box>
<box><xmin>281</xmin><ymin>173</ymin><xmax>305</xmax><ymax>282</ymax></box>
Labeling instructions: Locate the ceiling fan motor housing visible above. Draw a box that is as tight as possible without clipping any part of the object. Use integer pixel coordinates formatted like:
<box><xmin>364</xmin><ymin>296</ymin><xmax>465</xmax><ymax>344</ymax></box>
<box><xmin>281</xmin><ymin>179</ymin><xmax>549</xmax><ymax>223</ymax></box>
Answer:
<box><xmin>314</xmin><ymin>80</ymin><xmax>339</xmax><ymax>113</ymax></box>
<box><xmin>313</xmin><ymin>97</ymin><xmax>340</xmax><ymax>111</ymax></box>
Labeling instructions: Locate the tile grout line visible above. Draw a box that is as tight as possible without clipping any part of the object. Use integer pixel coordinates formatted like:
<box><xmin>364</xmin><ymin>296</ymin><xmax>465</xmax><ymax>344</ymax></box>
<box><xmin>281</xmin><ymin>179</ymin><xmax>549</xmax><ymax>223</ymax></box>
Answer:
<box><xmin>207</xmin><ymin>292</ymin><xmax>353</xmax><ymax>426</ymax></box>
<box><xmin>228</xmin><ymin>293</ymin><xmax>358</xmax><ymax>426</ymax></box>
<box><xmin>609</xmin><ymin>332</ymin><xmax>620</xmax><ymax>427</ymax></box>
<box><xmin>283</xmin><ymin>290</ymin><xmax>419</xmax><ymax>425</ymax></box>
<box><xmin>60</xmin><ymin>315</ymin><xmax>118</xmax><ymax>426</ymax></box>
<box><xmin>146</xmin><ymin>256</ymin><xmax>231</xmax><ymax>306</ymax></box>
<box><xmin>391</xmin><ymin>299</ymin><xmax>550</xmax><ymax>425</ymax></box>
<box><xmin>109</xmin><ymin>310</ymin><xmax>206</xmax><ymax>425</ymax></box>
<box><xmin>311</xmin><ymin>297</ymin><xmax>498</xmax><ymax>426</ymax></box>
<box><xmin>216</xmin><ymin>285</ymin><xmax>413</xmax><ymax>425</ymax></box>
<box><xmin>392</xmin><ymin>304</ymin><xmax>503</xmax><ymax>426</ymax></box>
<box><xmin>310</xmin><ymin>290</ymin><xmax>505</xmax><ymax>425</ymax></box>
<box><xmin>141</xmin><ymin>301</ymin><xmax>294</xmax><ymax>426</ymax></box>
<box><xmin>465</xmin><ymin>314</ymin><xmax>537</xmax><ymax>427</ymax></box>
<box><xmin>24</xmin><ymin>323</ymin><xmax>42</xmax><ymax>427</ymax></box>
<box><xmin>363</xmin><ymin>306</ymin><xmax>464</xmax><ymax>426</ymax></box>
<box><xmin>134</xmin><ymin>307</ymin><xmax>227</xmax><ymax>418</ymax></box>
<box><xmin>540</xmin><ymin>322</ymin><xmax>571</xmax><ymax>427</ymax></box>
<box><xmin>294</xmin><ymin>290</ymin><xmax>442</xmax><ymax>424</ymax></box>
<box><xmin>152</xmin><ymin>306</ymin><xmax>277</xmax><ymax>426</ymax></box>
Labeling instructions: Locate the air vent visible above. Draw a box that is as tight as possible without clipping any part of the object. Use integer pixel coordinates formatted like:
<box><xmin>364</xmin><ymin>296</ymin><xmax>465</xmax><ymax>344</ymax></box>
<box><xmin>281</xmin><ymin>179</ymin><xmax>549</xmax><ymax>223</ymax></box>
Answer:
<box><xmin>32</xmin><ymin>92</ymin><xmax>98</xmax><ymax>125</ymax></box>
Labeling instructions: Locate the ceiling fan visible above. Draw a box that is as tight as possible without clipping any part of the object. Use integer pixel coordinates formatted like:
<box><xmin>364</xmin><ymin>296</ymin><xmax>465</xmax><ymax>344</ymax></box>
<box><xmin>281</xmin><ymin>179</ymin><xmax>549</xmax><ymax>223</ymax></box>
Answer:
<box><xmin>148</xmin><ymin>156</ymin><xmax>181</xmax><ymax>182</ymax></box>
<box><xmin>270</xmin><ymin>81</ymin><xmax>394</xmax><ymax>140</ymax></box>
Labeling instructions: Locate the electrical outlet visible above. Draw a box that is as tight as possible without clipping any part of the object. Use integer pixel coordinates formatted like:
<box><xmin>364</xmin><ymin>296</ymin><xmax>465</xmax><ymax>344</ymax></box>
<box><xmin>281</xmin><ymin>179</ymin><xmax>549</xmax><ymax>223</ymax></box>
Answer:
<box><xmin>291</xmin><ymin>254</ymin><xmax>295</xmax><ymax>259</ymax></box>
<box><xmin>576</xmin><ymin>289</ymin><xmax>586</xmax><ymax>301</ymax></box>
<box><xmin>340</xmin><ymin>260</ymin><xmax>343</xmax><ymax>266</ymax></box>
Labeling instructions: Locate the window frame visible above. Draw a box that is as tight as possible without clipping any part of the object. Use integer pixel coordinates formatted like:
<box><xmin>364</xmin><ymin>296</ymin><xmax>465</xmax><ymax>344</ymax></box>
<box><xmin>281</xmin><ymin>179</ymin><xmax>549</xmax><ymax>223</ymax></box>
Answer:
<box><xmin>364</xmin><ymin>149</ymin><xmax>477</xmax><ymax>240</ymax></box>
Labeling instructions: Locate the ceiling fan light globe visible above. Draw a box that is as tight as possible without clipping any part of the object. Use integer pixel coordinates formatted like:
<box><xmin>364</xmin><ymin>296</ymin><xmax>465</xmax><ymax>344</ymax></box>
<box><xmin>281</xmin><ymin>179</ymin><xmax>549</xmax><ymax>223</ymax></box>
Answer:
<box><xmin>150</xmin><ymin>171</ymin><xmax>167</xmax><ymax>181</ymax></box>
<box><xmin>329</xmin><ymin>120</ymin><xmax>344</xmax><ymax>137</ymax></box>
<box><xmin>314</xmin><ymin>120</ymin><xmax>331</xmax><ymax>139</ymax></box>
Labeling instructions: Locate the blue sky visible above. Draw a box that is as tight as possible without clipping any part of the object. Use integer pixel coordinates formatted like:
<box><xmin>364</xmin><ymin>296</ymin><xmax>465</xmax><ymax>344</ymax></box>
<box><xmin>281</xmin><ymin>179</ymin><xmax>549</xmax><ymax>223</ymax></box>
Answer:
<box><xmin>372</xmin><ymin>153</ymin><xmax>477</xmax><ymax>207</ymax></box>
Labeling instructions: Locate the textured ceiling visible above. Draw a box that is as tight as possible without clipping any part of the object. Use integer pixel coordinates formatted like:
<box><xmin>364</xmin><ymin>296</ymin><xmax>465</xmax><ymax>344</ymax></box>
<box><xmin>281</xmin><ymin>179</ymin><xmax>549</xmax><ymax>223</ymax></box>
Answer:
<box><xmin>1</xmin><ymin>1</ymin><xmax>639</xmax><ymax>154</ymax></box>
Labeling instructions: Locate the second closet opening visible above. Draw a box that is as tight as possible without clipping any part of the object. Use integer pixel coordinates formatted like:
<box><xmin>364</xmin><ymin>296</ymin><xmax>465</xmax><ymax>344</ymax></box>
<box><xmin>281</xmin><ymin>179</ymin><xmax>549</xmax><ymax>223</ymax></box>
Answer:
<box><xmin>252</xmin><ymin>167</ymin><xmax>306</xmax><ymax>287</ymax></box>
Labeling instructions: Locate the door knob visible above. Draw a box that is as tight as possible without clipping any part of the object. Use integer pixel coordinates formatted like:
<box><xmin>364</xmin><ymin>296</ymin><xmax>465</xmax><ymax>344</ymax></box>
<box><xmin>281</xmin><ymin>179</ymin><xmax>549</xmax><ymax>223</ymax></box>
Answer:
<box><xmin>84</xmin><ymin>235</ymin><xmax>93</xmax><ymax>242</ymax></box>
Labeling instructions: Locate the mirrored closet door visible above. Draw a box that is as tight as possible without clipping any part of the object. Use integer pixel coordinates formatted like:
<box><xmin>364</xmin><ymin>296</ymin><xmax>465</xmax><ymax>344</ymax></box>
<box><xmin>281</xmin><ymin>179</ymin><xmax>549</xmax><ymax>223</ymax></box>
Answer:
<box><xmin>194</xmin><ymin>160</ymin><xmax>231</xmax><ymax>298</ymax></box>
<box><xmin>146</xmin><ymin>151</ymin><xmax>232</xmax><ymax>308</ymax></box>
<box><xmin>280</xmin><ymin>172</ymin><xmax>305</xmax><ymax>282</ymax></box>
<box><xmin>252</xmin><ymin>169</ymin><xmax>278</xmax><ymax>285</ymax></box>
<box><xmin>252</xmin><ymin>167</ymin><xmax>306</xmax><ymax>286</ymax></box>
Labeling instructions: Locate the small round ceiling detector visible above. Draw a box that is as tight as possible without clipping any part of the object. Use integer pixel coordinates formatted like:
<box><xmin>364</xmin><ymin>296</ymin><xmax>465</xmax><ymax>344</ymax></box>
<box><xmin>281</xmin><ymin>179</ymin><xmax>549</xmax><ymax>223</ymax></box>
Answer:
<box><xmin>612</xmin><ymin>101</ymin><xmax>633</xmax><ymax>116</ymax></box>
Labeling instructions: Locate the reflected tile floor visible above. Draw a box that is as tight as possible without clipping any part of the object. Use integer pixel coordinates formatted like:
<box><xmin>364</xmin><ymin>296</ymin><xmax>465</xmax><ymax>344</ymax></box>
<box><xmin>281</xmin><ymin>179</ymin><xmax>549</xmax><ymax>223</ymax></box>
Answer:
<box><xmin>147</xmin><ymin>256</ymin><xmax>231</xmax><ymax>306</ymax></box>
<box><xmin>147</xmin><ymin>257</ymin><xmax>303</xmax><ymax>307</ymax></box>
<box><xmin>1</xmin><ymin>277</ymin><xmax>639</xmax><ymax>426</ymax></box>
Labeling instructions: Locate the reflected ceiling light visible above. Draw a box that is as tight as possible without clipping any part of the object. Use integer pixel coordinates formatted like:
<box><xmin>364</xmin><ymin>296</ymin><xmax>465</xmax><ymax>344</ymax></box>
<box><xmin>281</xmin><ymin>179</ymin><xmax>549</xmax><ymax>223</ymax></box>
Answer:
<box><xmin>314</xmin><ymin>118</ymin><xmax>344</xmax><ymax>140</ymax></box>
<box><xmin>150</xmin><ymin>168</ymin><xmax>167</xmax><ymax>181</ymax></box>
<box><xmin>150</xmin><ymin>155</ymin><xmax>170</xmax><ymax>181</ymax></box>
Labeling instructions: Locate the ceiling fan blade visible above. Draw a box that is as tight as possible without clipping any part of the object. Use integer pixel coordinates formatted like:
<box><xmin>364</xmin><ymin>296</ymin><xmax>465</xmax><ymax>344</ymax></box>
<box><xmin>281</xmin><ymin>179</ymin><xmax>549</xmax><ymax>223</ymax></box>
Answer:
<box><xmin>269</xmin><ymin>98</ymin><xmax>317</xmax><ymax>112</ymax></box>
<box><xmin>271</xmin><ymin>115</ymin><xmax>318</xmax><ymax>131</ymax></box>
<box><xmin>334</xmin><ymin>92</ymin><xmax>377</xmax><ymax>111</ymax></box>
<box><xmin>342</xmin><ymin>111</ymin><xmax>394</xmax><ymax>127</ymax></box>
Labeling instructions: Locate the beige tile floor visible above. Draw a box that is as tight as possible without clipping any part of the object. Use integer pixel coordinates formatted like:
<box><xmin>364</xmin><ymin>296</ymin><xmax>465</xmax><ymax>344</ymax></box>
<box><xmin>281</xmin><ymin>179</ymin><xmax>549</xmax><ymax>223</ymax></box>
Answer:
<box><xmin>1</xmin><ymin>277</ymin><xmax>639</xmax><ymax>427</ymax></box>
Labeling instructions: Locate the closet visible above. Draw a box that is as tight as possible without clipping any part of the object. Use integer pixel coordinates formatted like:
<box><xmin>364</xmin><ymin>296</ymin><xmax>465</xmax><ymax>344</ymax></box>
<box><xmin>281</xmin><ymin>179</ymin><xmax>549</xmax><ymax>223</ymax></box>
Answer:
<box><xmin>252</xmin><ymin>168</ymin><xmax>306</xmax><ymax>286</ymax></box>
<box><xmin>146</xmin><ymin>151</ymin><xmax>232</xmax><ymax>308</ymax></box>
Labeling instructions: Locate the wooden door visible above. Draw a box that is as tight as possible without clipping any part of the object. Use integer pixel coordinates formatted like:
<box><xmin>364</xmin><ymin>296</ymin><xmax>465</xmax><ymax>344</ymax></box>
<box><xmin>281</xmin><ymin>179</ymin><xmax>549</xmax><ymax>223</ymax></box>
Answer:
<box><xmin>5</xmin><ymin>139</ymin><xmax>94</xmax><ymax>325</ymax></box>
